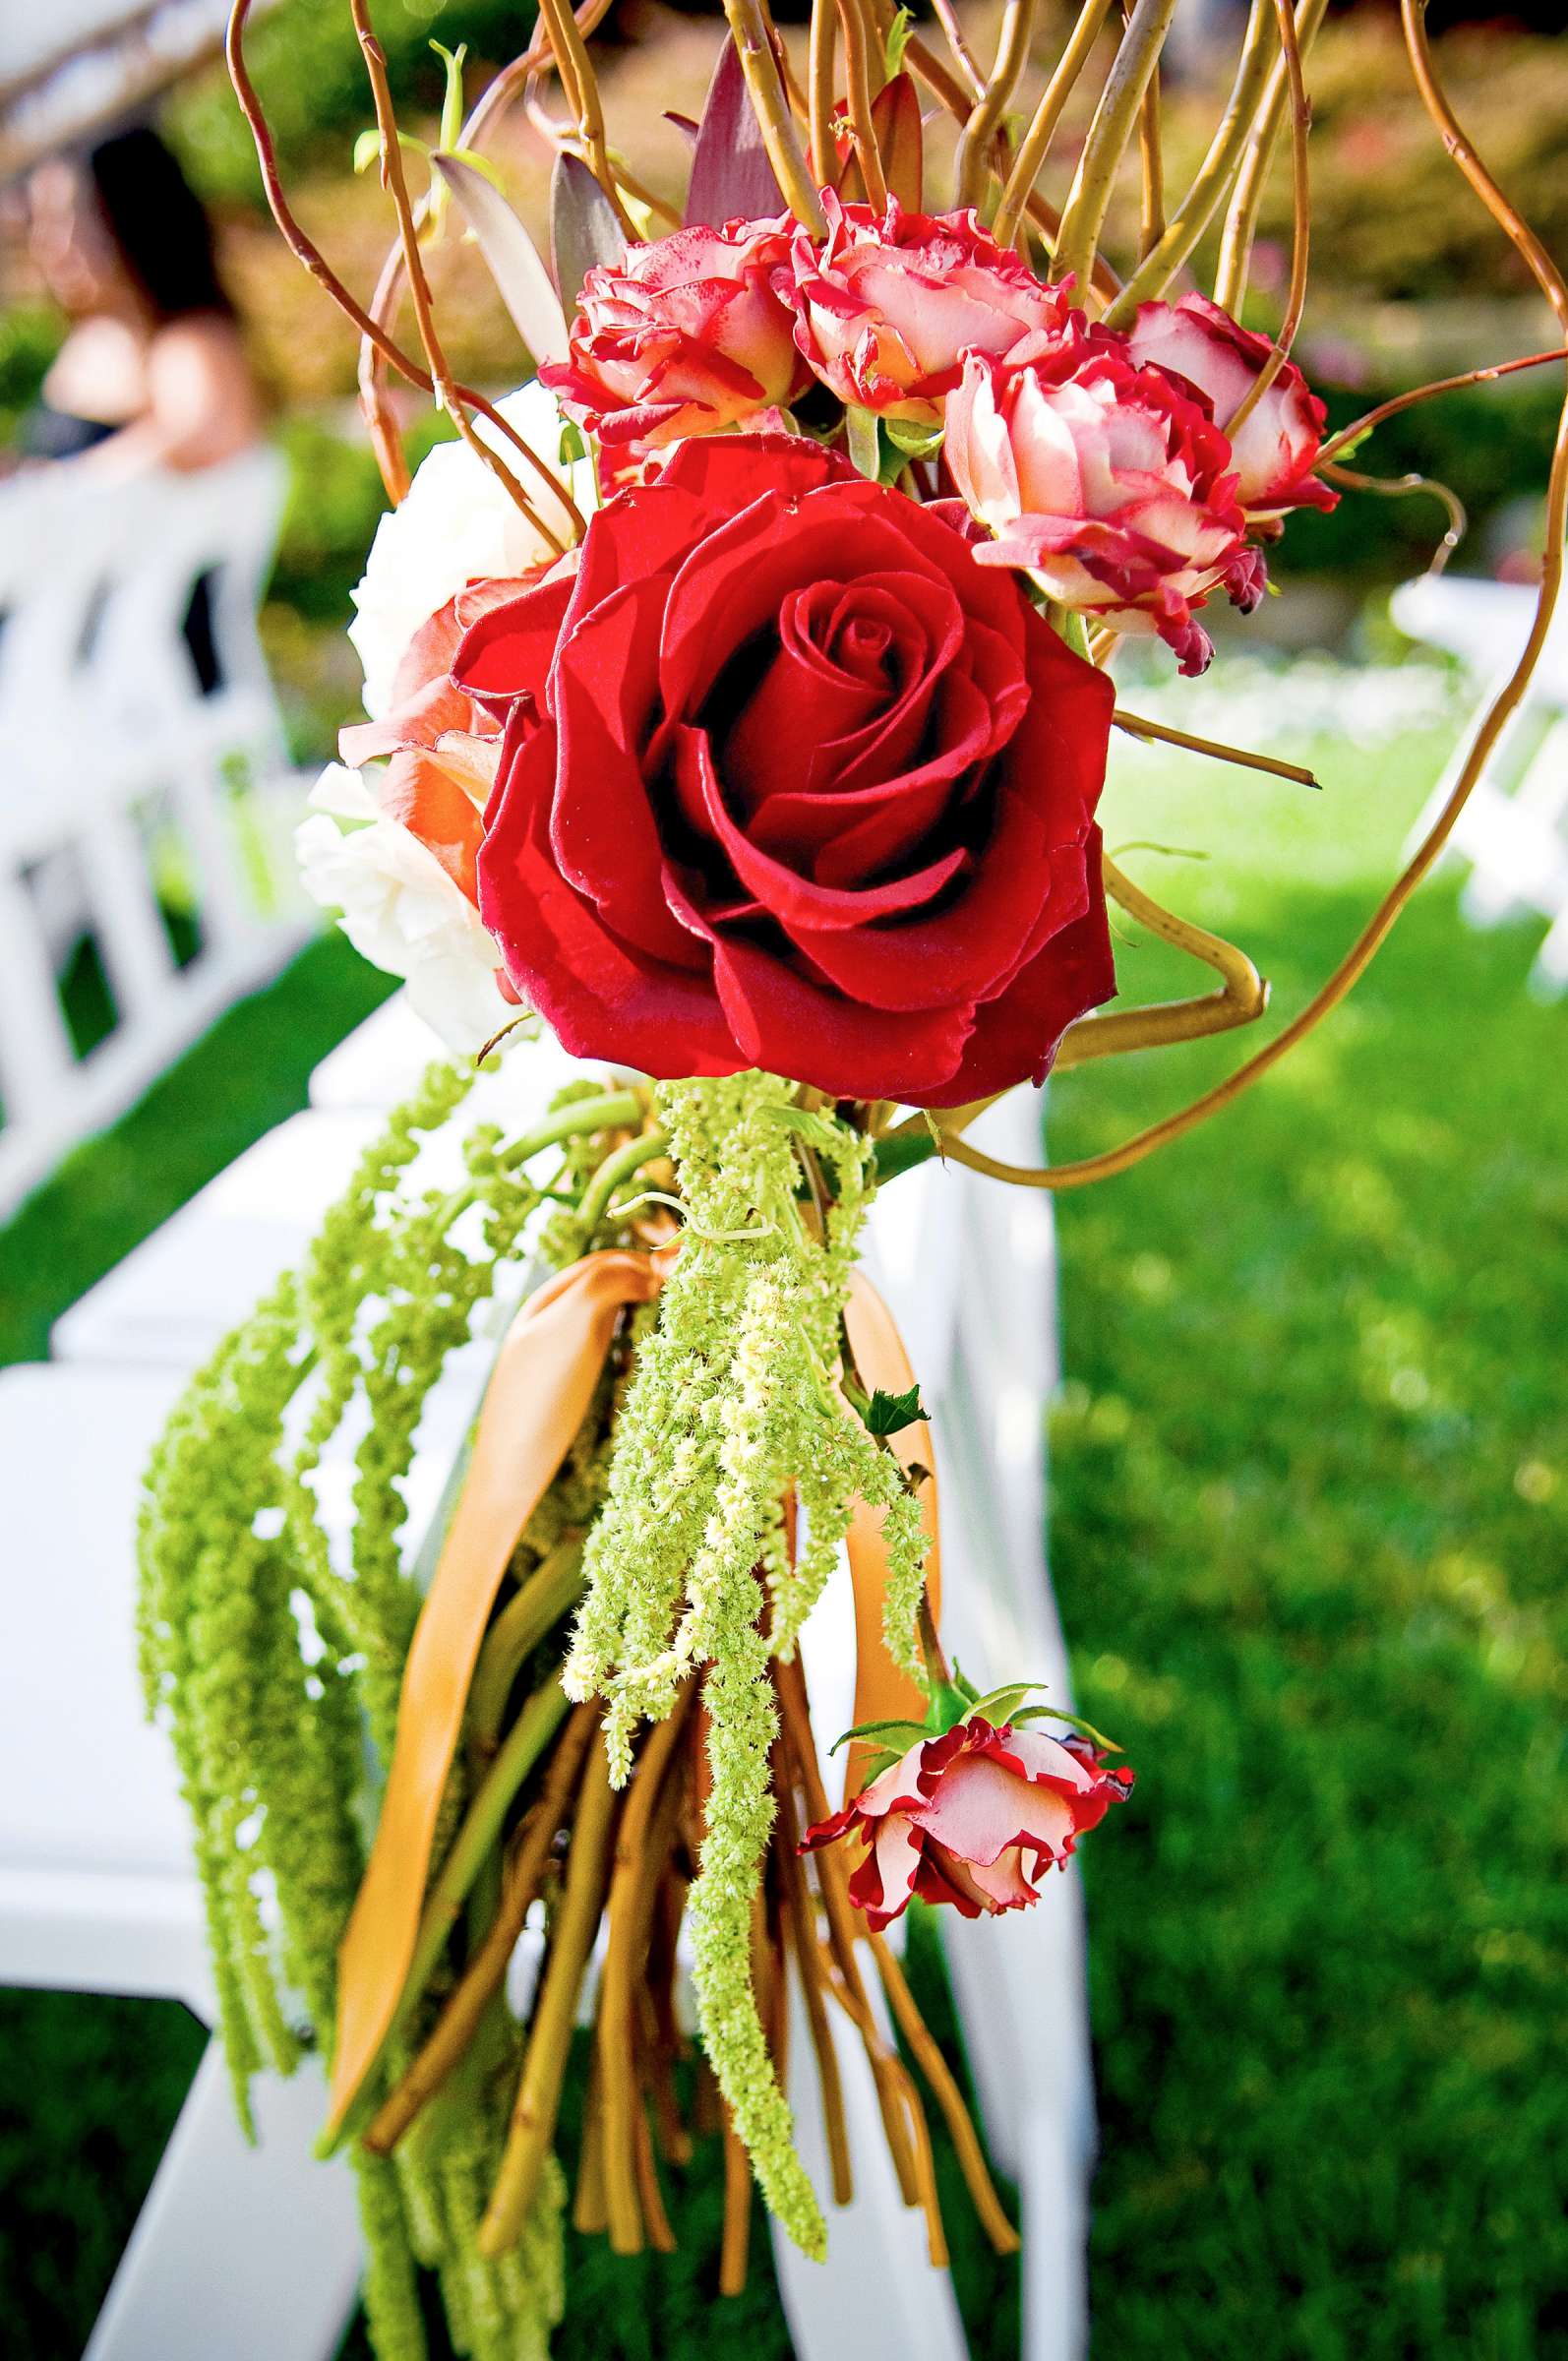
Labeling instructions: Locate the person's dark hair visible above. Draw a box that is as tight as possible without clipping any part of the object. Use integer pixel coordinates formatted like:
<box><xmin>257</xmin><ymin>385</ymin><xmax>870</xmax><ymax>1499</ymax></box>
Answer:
<box><xmin>86</xmin><ymin>124</ymin><xmax>234</xmax><ymax>324</ymax></box>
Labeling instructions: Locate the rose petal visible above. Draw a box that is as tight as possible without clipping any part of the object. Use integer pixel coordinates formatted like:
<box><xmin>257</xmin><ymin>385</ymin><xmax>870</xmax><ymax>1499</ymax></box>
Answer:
<box><xmin>662</xmin><ymin>865</ymin><xmax>976</xmax><ymax>1101</ymax></box>
<box><xmin>910</xmin><ymin>1751</ymin><xmax>1079</xmax><ymax>1868</ymax></box>
<box><xmin>550</xmin><ymin>574</ymin><xmax>704</xmax><ymax>965</ymax></box>
<box><xmin>477</xmin><ymin>714</ymin><xmax>745</xmax><ymax>1074</ymax></box>
<box><xmin>674</xmin><ymin>724</ymin><xmax>969</xmax><ymax>933</ymax></box>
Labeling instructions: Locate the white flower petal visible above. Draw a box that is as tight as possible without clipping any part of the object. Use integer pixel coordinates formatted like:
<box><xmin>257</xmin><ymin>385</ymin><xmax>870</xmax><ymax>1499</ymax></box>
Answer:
<box><xmin>347</xmin><ymin>380</ymin><xmax>592</xmax><ymax>720</ymax></box>
<box><xmin>295</xmin><ymin>772</ymin><xmax>518</xmax><ymax>1058</ymax></box>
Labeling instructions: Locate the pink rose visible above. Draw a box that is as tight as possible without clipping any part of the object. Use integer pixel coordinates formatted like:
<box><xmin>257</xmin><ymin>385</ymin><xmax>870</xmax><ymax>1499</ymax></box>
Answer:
<box><xmin>946</xmin><ymin>333</ymin><xmax>1259</xmax><ymax>674</ymax></box>
<box><xmin>1127</xmin><ymin>292</ymin><xmax>1338</xmax><ymax>519</ymax></box>
<box><xmin>801</xmin><ymin>1715</ymin><xmax>1133</xmax><ymax>1930</ymax></box>
<box><xmin>785</xmin><ymin>191</ymin><xmax>1079</xmax><ymax>424</ymax></box>
<box><xmin>540</xmin><ymin>217</ymin><xmax>808</xmax><ymax>452</ymax></box>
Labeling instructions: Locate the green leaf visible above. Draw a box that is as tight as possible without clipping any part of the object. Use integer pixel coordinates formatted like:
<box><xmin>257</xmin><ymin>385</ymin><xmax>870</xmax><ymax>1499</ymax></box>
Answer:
<box><xmin>354</xmin><ymin>127</ymin><xmax>429</xmax><ymax>176</ymax></box>
<box><xmin>966</xmin><ymin>1681</ymin><xmax>1046</xmax><ymax>1727</ymax></box>
<box><xmin>431</xmin><ymin>40</ymin><xmax>468</xmax><ymax>155</ymax></box>
<box><xmin>559</xmin><ymin>420</ymin><xmax>587</xmax><ymax>467</ymax></box>
<box><xmin>1010</xmin><ymin>1703</ymin><xmax>1121</xmax><ymax>1753</ymax></box>
<box><xmin>883</xmin><ymin>5</ymin><xmax>915</xmax><ymax>76</ymax></box>
<box><xmin>450</xmin><ymin>147</ymin><xmax>509</xmax><ymax>195</ymax></box>
<box><xmin>827</xmin><ymin>1718</ymin><xmax>930</xmax><ymax>1756</ymax></box>
<box><xmin>873</xmin><ymin>1129</ymin><xmax>938</xmax><ymax>1184</ymax></box>
<box><xmin>846</xmin><ymin>405</ymin><xmax>881</xmax><ymax>481</ymax></box>
<box><xmin>884</xmin><ymin>416</ymin><xmax>945</xmax><ymax>462</ymax></box>
<box><xmin>859</xmin><ymin>1381</ymin><xmax>928</xmax><ymax>1437</ymax></box>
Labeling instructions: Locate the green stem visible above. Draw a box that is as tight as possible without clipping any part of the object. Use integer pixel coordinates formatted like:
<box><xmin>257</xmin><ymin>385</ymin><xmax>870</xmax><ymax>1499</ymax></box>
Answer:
<box><xmin>872</xmin><ymin>1129</ymin><xmax>939</xmax><ymax>1184</ymax></box>
<box><xmin>467</xmin><ymin>1540</ymin><xmax>586</xmax><ymax>1749</ymax></box>
<box><xmin>500</xmin><ymin>1089</ymin><xmax>645</xmax><ymax>1174</ymax></box>
<box><xmin>1103</xmin><ymin>0</ymin><xmax>1275</xmax><ymax>322</ymax></box>
<box><xmin>575</xmin><ymin>1127</ymin><xmax>671</xmax><ymax>1240</ymax></box>
<box><xmin>1054</xmin><ymin>0</ymin><xmax>1181</xmax><ymax>299</ymax></box>
<box><xmin>1213</xmin><ymin>0</ymin><xmax>1329</xmax><ymax>313</ymax></box>
<box><xmin>319</xmin><ymin>1677</ymin><xmax>571</xmax><ymax>2155</ymax></box>
<box><xmin>426</xmin><ymin>1087</ymin><xmax>646</xmax><ymax>1240</ymax></box>
<box><xmin>720</xmin><ymin>0</ymin><xmax>827</xmax><ymax>234</ymax></box>
<box><xmin>953</xmin><ymin>0</ymin><xmax>1042</xmax><ymax>212</ymax></box>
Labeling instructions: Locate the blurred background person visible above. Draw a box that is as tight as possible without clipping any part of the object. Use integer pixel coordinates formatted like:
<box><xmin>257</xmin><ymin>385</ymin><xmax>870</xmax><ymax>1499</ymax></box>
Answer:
<box><xmin>14</xmin><ymin>123</ymin><xmax>265</xmax><ymax>692</ymax></box>
<box><xmin>20</xmin><ymin>122</ymin><xmax>261</xmax><ymax>479</ymax></box>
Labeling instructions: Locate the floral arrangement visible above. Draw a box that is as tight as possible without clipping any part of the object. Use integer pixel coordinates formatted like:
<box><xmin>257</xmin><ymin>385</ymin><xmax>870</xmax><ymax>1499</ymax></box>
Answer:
<box><xmin>138</xmin><ymin>1</ymin><xmax>1568</xmax><ymax>2356</ymax></box>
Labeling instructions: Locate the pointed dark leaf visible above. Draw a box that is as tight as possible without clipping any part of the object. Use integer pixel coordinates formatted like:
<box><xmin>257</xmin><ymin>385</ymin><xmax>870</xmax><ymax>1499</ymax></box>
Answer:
<box><xmin>550</xmin><ymin>151</ymin><xmax>627</xmax><ymax>318</ymax></box>
<box><xmin>686</xmin><ymin>34</ymin><xmax>788</xmax><ymax>228</ymax></box>
<box><xmin>872</xmin><ymin>73</ymin><xmax>924</xmax><ymax>210</ymax></box>
<box><xmin>861</xmin><ymin>1380</ymin><xmax>927</xmax><ymax>1437</ymax></box>
<box><xmin>665</xmin><ymin>111</ymin><xmax>700</xmax><ymax>145</ymax></box>
<box><xmin>430</xmin><ymin>152</ymin><xmax>568</xmax><ymax>363</ymax></box>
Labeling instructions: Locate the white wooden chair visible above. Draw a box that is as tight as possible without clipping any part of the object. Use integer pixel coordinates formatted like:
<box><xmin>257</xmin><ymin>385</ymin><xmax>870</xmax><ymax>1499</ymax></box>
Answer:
<box><xmin>0</xmin><ymin>1360</ymin><xmax>364</xmax><ymax>2361</ymax></box>
<box><xmin>5</xmin><ymin>1014</ymin><xmax>1090</xmax><ymax>2360</ymax></box>
<box><xmin>1394</xmin><ymin>570</ymin><xmax>1568</xmax><ymax>993</ymax></box>
<box><xmin>0</xmin><ymin>452</ymin><xmax>309</xmax><ymax>1218</ymax></box>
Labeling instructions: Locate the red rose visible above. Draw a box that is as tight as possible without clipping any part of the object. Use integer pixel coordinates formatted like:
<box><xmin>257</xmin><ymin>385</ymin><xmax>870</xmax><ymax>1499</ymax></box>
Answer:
<box><xmin>540</xmin><ymin>217</ymin><xmax>808</xmax><ymax>453</ymax></box>
<box><xmin>946</xmin><ymin>332</ymin><xmax>1259</xmax><ymax>674</ymax></box>
<box><xmin>1127</xmin><ymin>292</ymin><xmax>1338</xmax><ymax>520</ymax></box>
<box><xmin>452</xmin><ymin>436</ymin><xmax>1115</xmax><ymax>1105</ymax></box>
<box><xmin>801</xmin><ymin>1715</ymin><xmax>1134</xmax><ymax>1929</ymax></box>
<box><xmin>785</xmin><ymin>191</ymin><xmax>1079</xmax><ymax>423</ymax></box>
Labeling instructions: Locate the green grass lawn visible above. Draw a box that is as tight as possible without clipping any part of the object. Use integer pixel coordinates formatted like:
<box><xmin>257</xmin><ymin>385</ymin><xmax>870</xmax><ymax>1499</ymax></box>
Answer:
<box><xmin>1</xmin><ymin>711</ymin><xmax>1564</xmax><ymax>2358</ymax></box>
<box><xmin>1050</xmin><ymin>721</ymin><xmax>1568</xmax><ymax>2360</ymax></box>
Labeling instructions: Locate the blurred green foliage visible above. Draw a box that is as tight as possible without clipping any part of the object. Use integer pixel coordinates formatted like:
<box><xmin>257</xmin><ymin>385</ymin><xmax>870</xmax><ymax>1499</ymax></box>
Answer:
<box><xmin>0</xmin><ymin>302</ymin><xmax>60</xmax><ymax>447</ymax></box>
<box><xmin>1281</xmin><ymin>373</ymin><xmax>1563</xmax><ymax>584</ymax></box>
<box><xmin>164</xmin><ymin>0</ymin><xmax>541</xmax><ymax>203</ymax></box>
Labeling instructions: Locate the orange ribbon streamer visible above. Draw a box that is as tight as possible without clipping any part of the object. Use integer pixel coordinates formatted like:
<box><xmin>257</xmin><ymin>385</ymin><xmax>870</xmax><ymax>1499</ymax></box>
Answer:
<box><xmin>843</xmin><ymin>1270</ymin><xmax>943</xmax><ymax>1783</ymax></box>
<box><xmin>324</xmin><ymin>1250</ymin><xmax>942</xmax><ymax>2136</ymax></box>
<box><xmin>324</xmin><ymin>1249</ymin><xmax>659</xmax><ymax>2137</ymax></box>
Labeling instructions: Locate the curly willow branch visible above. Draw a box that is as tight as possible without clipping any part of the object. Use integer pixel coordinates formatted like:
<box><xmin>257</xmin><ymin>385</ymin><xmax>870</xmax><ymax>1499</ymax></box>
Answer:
<box><xmin>994</xmin><ymin>0</ymin><xmax>1115</xmax><ymax>252</ymax></box>
<box><xmin>953</xmin><ymin>0</ymin><xmax>1042</xmax><ymax>212</ymax></box>
<box><xmin>356</xmin><ymin>28</ymin><xmax>606</xmax><ymax>501</ymax></box>
<box><xmin>225</xmin><ymin>0</ymin><xmax>577</xmax><ymax>533</ymax></box>
<box><xmin>1213</xmin><ymin>0</ymin><xmax>1327</xmax><ymax>316</ymax></box>
<box><xmin>1225</xmin><ymin>0</ymin><xmax>1310</xmax><ymax>435</ymax></box>
<box><xmin>909</xmin><ymin>16</ymin><xmax>1568</xmax><ymax>1193</ymax></box>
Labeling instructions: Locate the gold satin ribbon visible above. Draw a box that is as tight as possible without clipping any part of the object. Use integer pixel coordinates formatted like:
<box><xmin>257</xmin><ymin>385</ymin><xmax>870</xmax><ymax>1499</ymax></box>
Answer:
<box><xmin>325</xmin><ymin>1251</ymin><xmax>941</xmax><ymax>2136</ymax></box>
<box><xmin>325</xmin><ymin>1248</ymin><xmax>659</xmax><ymax>2138</ymax></box>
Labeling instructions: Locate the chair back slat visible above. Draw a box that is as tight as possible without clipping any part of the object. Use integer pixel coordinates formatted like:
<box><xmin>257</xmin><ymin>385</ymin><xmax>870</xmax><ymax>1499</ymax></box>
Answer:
<box><xmin>0</xmin><ymin>452</ymin><xmax>309</xmax><ymax>1216</ymax></box>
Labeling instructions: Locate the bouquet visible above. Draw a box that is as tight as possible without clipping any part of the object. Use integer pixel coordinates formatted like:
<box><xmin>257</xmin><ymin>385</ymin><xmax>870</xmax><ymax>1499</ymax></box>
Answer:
<box><xmin>138</xmin><ymin>1</ymin><xmax>1567</xmax><ymax>2354</ymax></box>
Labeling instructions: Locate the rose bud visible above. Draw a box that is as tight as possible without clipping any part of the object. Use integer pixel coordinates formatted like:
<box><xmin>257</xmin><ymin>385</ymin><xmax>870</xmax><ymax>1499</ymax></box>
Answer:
<box><xmin>802</xmin><ymin>1717</ymin><xmax>1134</xmax><ymax>1930</ymax></box>
<box><xmin>785</xmin><ymin>191</ymin><xmax>1080</xmax><ymax>423</ymax></box>
<box><xmin>540</xmin><ymin>217</ymin><xmax>808</xmax><ymax>452</ymax></box>
<box><xmin>946</xmin><ymin>333</ymin><xmax>1259</xmax><ymax>675</ymax></box>
<box><xmin>1127</xmin><ymin>291</ymin><xmax>1339</xmax><ymax>520</ymax></box>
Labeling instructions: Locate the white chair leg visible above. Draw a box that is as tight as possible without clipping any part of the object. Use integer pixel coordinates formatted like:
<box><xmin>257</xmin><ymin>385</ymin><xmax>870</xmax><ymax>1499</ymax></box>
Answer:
<box><xmin>84</xmin><ymin>2043</ymin><xmax>362</xmax><ymax>2361</ymax></box>
<box><xmin>1531</xmin><ymin>904</ymin><xmax>1568</xmax><ymax>997</ymax></box>
<box><xmin>770</xmin><ymin>1969</ymin><xmax>971</xmax><ymax>2361</ymax></box>
<box><xmin>1019</xmin><ymin>2110</ymin><xmax>1090</xmax><ymax>2361</ymax></box>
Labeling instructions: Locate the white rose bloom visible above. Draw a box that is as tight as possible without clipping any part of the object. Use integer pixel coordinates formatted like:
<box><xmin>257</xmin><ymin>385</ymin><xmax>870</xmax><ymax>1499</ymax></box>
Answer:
<box><xmin>297</xmin><ymin>765</ymin><xmax>517</xmax><ymax>1057</ymax></box>
<box><xmin>348</xmin><ymin>379</ymin><xmax>591</xmax><ymax>721</ymax></box>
